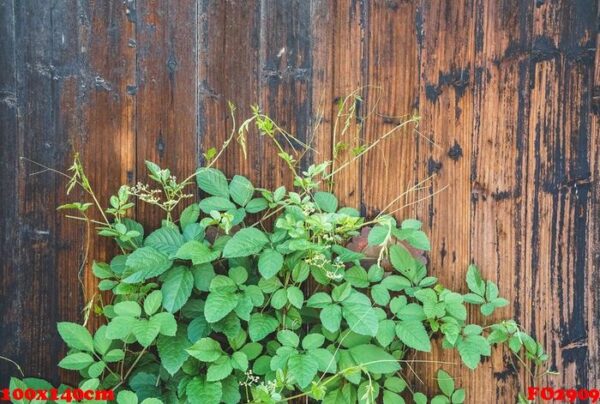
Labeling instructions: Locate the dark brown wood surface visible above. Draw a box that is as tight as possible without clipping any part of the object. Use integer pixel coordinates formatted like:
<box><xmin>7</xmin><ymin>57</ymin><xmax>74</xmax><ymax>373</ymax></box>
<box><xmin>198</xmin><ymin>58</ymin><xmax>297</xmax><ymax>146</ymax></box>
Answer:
<box><xmin>1</xmin><ymin>1</ymin><xmax>598</xmax><ymax>402</ymax></box>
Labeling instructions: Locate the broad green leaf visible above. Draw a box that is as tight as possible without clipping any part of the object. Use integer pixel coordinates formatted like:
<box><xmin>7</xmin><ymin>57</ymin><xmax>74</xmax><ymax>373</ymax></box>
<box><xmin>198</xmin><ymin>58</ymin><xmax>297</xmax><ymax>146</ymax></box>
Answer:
<box><xmin>187</xmin><ymin>337</ymin><xmax>222</xmax><ymax>362</ymax></box>
<box><xmin>192</xmin><ymin>263</ymin><xmax>216</xmax><ymax>291</ymax></box>
<box><xmin>114</xmin><ymin>301</ymin><xmax>142</xmax><ymax>317</ymax></box>
<box><xmin>384</xmin><ymin>377</ymin><xmax>406</xmax><ymax>393</ymax></box>
<box><xmin>414</xmin><ymin>392</ymin><xmax>428</xmax><ymax>404</ymax></box>
<box><xmin>229</xmin><ymin>175</ymin><xmax>254</xmax><ymax>206</ymax></box>
<box><xmin>106</xmin><ymin>316</ymin><xmax>137</xmax><ymax>340</ymax></box>
<box><xmin>389</xmin><ymin>244</ymin><xmax>416</xmax><ymax>276</ymax></box>
<box><xmin>302</xmin><ymin>334</ymin><xmax>325</xmax><ymax>350</ymax></box>
<box><xmin>199</xmin><ymin>196</ymin><xmax>236</xmax><ymax>213</ymax></box>
<box><xmin>344</xmin><ymin>266</ymin><xmax>369</xmax><ymax>288</ymax></box>
<box><xmin>368</xmin><ymin>225</ymin><xmax>390</xmax><ymax>246</ymax></box>
<box><xmin>204</xmin><ymin>291</ymin><xmax>239</xmax><ymax>323</ymax></box>
<box><xmin>93</xmin><ymin>325</ymin><xmax>112</xmax><ymax>355</ymax></box>
<box><xmin>437</xmin><ymin>369</ymin><xmax>454</xmax><ymax>396</ymax></box>
<box><xmin>161</xmin><ymin>266</ymin><xmax>194</xmax><ymax>313</ymax></box>
<box><xmin>132</xmin><ymin>319</ymin><xmax>161</xmax><ymax>347</ymax></box>
<box><xmin>258</xmin><ymin>249</ymin><xmax>284</xmax><ymax>279</ymax></box>
<box><xmin>152</xmin><ymin>312</ymin><xmax>177</xmax><ymax>336</ymax></box>
<box><xmin>180</xmin><ymin>203</ymin><xmax>200</xmax><ymax>229</ymax></box>
<box><xmin>188</xmin><ymin>316</ymin><xmax>211</xmax><ymax>342</ymax></box>
<box><xmin>223</xmin><ymin>228</ymin><xmax>269</xmax><ymax>258</ymax></box>
<box><xmin>57</xmin><ymin>322</ymin><xmax>94</xmax><ymax>353</ymax></box>
<box><xmin>116</xmin><ymin>390</ymin><xmax>138</xmax><ymax>404</ymax></box>
<box><xmin>248</xmin><ymin>314</ymin><xmax>279</xmax><ymax>342</ymax></box>
<box><xmin>466</xmin><ymin>265</ymin><xmax>485</xmax><ymax>296</ymax></box>
<box><xmin>383</xmin><ymin>391</ymin><xmax>405</xmax><ymax>404</ymax></box>
<box><xmin>314</xmin><ymin>191</ymin><xmax>338</xmax><ymax>213</ymax></box>
<box><xmin>157</xmin><ymin>329</ymin><xmax>191</xmax><ymax>375</ymax></box>
<box><xmin>287</xmin><ymin>286</ymin><xmax>304</xmax><ymax>309</ymax></box>
<box><xmin>288</xmin><ymin>353</ymin><xmax>319</xmax><ymax>388</ymax></box>
<box><xmin>307</xmin><ymin>292</ymin><xmax>332</xmax><ymax>308</ymax></box>
<box><xmin>58</xmin><ymin>352</ymin><xmax>94</xmax><ymax>370</ymax></box>
<box><xmin>196</xmin><ymin>168</ymin><xmax>229</xmax><ymax>198</ymax></box>
<box><xmin>143</xmin><ymin>226</ymin><xmax>184</xmax><ymax>256</ymax></box>
<box><xmin>376</xmin><ymin>319</ymin><xmax>396</xmax><ymax>347</ymax></box>
<box><xmin>186</xmin><ymin>377</ymin><xmax>222</xmax><ymax>404</ymax></box>
<box><xmin>221</xmin><ymin>375</ymin><xmax>243</xmax><ymax>404</ymax></box>
<box><xmin>245</xmin><ymin>198</ymin><xmax>268</xmax><ymax>213</ymax></box>
<box><xmin>207</xmin><ymin>356</ymin><xmax>233</xmax><ymax>381</ymax></box>
<box><xmin>320</xmin><ymin>304</ymin><xmax>342</xmax><ymax>333</ymax></box>
<box><xmin>231</xmin><ymin>351</ymin><xmax>249</xmax><ymax>371</ymax></box>
<box><xmin>371</xmin><ymin>284</ymin><xmax>390</xmax><ymax>306</ymax></box>
<box><xmin>104</xmin><ymin>348</ymin><xmax>125</xmax><ymax>362</ymax></box>
<box><xmin>457</xmin><ymin>335</ymin><xmax>490</xmax><ymax>369</ymax></box>
<box><xmin>124</xmin><ymin>247</ymin><xmax>172</xmax><ymax>283</ymax></box>
<box><xmin>144</xmin><ymin>290</ymin><xmax>163</xmax><ymax>316</ymax></box>
<box><xmin>277</xmin><ymin>330</ymin><xmax>300</xmax><ymax>347</ymax></box>
<box><xmin>342</xmin><ymin>293</ymin><xmax>378</xmax><ymax>337</ymax></box>
<box><xmin>452</xmin><ymin>389</ymin><xmax>465</xmax><ymax>403</ymax></box>
<box><xmin>349</xmin><ymin>344</ymin><xmax>401</xmax><ymax>373</ymax></box>
<box><xmin>176</xmin><ymin>240</ymin><xmax>220</xmax><ymax>265</ymax></box>
<box><xmin>395</xmin><ymin>320</ymin><xmax>431</xmax><ymax>352</ymax></box>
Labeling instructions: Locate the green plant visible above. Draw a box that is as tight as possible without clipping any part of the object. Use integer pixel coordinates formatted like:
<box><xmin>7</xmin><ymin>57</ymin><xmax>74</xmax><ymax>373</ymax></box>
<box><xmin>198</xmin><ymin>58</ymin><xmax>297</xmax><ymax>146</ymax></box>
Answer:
<box><xmin>11</xmin><ymin>106</ymin><xmax>552</xmax><ymax>404</ymax></box>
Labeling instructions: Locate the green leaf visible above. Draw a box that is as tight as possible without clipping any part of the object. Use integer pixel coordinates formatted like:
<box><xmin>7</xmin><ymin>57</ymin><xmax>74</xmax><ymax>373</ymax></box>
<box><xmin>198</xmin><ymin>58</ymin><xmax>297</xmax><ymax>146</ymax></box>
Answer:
<box><xmin>114</xmin><ymin>301</ymin><xmax>142</xmax><ymax>317</ymax></box>
<box><xmin>57</xmin><ymin>322</ymin><xmax>95</xmax><ymax>353</ymax></box>
<box><xmin>320</xmin><ymin>304</ymin><xmax>342</xmax><ymax>333</ymax></box>
<box><xmin>104</xmin><ymin>348</ymin><xmax>125</xmax><ymax>362</ymax></box>
<box><xmin>124</xmin><ymin>247</ymin><xmax>172</xmax><ymax>283</ymax></box>
<box><xmin>342</xmin><ymin>293</ymin><xmax>379</xmax><ymax>337</ymax></box>
<box><xmin>176</xmin><ymin>240</ymin><xmax>220</xmax><ymax>265</ymax></box>
<box><xmin>405</xmin><ymin>230</ymin><xmax>430</xmax><ymax>251</ymax></box>
<box><xmin>258</xmin><ymin>249</ymin><xmax>284</xmax><ymax>279</ymax></box>
<box><xmin>287</xmin><ymin>286</ymin><xmax>304</xmax><ymax>309</ymax></box>
<box><xmin>192</xmin><ymin>263</ymin><xmax>216</xmax><ymax>291</ymax></box>
<box><xmin>395</xmin><ymin>320</ymin><xmax>431</xmax><ymax>352</ymax></box>
<box><xmin>204</xmin><ymin>291</ymin><xmax>239</xmax><ymax>323</ymax></box>
<box><xmin>245</xmin><ymin>197</ymin><xmax>268</xmax><ymax>213</ymax></box>
<box><xmin>452</xmin><ymin>388</ymin><xmax>465</xmax><ymax>403</ymax></box>
<box><xmin>231</xmin><ymin>351</ymin><xmax>249</xmax><ymax>371</ymax></box>
<box><xmin>229</xmin><ymin>175</ymin><xmax>254</xmax><ymax>206</ymax></box>
<box><xmin>414</xmin><ymin>392</ymin><xmax>428</xmax><ymax>404</ymax></box>
<box><xmin>58</xmin><ymin>352</ymin><xmax>94</xmax><ymax>370</ymax></box>
<box><xmin>437</xmin><ymin>369</ymin><xmax>454</xmax><ymax>396</ymax></box>
<box><xmin>196</xmin><ymin>168</ymin><xmax>229</xmax><ymax>198</ymax></box>
<box><xmin>106</xmin><ymin>316</ymin><xmax>137</xmax><ymax>339</ymax></box>
<box><xmin>457</xmin><ymin>335</ymin><xmax>491</xmax><ymax>369</ymax></box>
<box><xmin>389</xmin><ymin>244</ymin><xmax>416</xmax><ymax>275</ymax></box>
<box><xmin>368</xmin><ymin>225</ymin><xmax>390</xmax><ymax>246</ymax></box>
<box><xmin>314</xmin><ymin>191</ymin><xmax>338</xmax><ymax>213</ymax></box>
<box><xmin>302</xmin><ymin>334</ymin><xmax>325</xmax><ymax>350</ymax></box>
<box><xmin>152</xmin><ymin>312</ymin><xmax>177</xmax><ymax>336</ymax></box>
<box><xmin>88</xmin><ymin>360</ymin><xmax>106</xmax><ymax>377</ymax></box>
<box><xmin>248</xmin><ymin>314</ymin><xmax>279</xmax><ymax>342</ymax></box>
<box><xmin>376</xmin><ymin>319</ymin><xmax>396</xmax><ymax>348</ymax></box>
<box><xmin>207</xmin><ymin>356</ymin><xmax>233</xmax><ymax>381</ymax></box>
<box><xmin>384</xmin><ymin>377</ymin><xmax>406</xmax><ymax>393</ymax></box>
<box><xmin>199</xmin><ymin>196</ymin><xmax>236</xmax><ymax>213</ymax></box>
<box><xmin>371</xmin><ymin>284</ymin><xmax>390</xmax><ymax>306</ymax></box>
<box><xmin>144</xmin><ymin>290</ymin><xmax>163</xmax><ymax>316</ymax></box>
<box><xmin>432</xmin><ymin>395</ymin><xmax>450</xmax><ymax>404</ymax></box>
<box><xmin>143</xmin><ymin>226</ymin><xmax>184</xmax><ymax>256</ymax></box>
<box><xmin>161</xmin><ymin>266</ymin><xmax>194</xmax><ymax>313</ymax></box>
<box><xmin>186</xmin><ymin>377</ymin><xmax>222</xmax><ymax>404</ymax></box>
<box><xmin>92</xmin><ymin>261</ymin><xmax>113</xmax><ymax>279</ymax></box>
<box><xmin>307</xmin><ymin>292</ymin><xmax>332</xmax><ymax>308</ymax></box>
<box><xmin>466</xmin><ymin>265</ymin><xmax>485</xmax><ymax>296</ymax></box>
<box><xmin>186</xmin><ymin>337</ymin><xmax>222</xmax><ymax>362</ymax></box>
<box><xmin>180</xmin><ymin>203</ymin><xmax>200</xmax><ymax>229</ymax></box>
<box><xmin>349</xmin><ymin>344</ymin><xmax>401</xmax><ymax>373</ymax></box>
<box><xmin>157</xmin><ymin>329</ymin><xmax>191</xmax><ymax>376</ymax></box>
<box><xmin>277</xmin><ymin>330</ymin><xmax>300</xmax><ymax>347</ymax></box>
<box><xmin>132</xmin><ymin>319</ymin><xmax>161</xmax><ymax>347</ymax></box>
<box><xmin>116</xmin><ymin>390</ymin><xmax>138</xmax><ymax>404</ymax></box>
<box><xmin>223</xmin><ymin>228</ymin><xmax>269</xmax><ymax>258</ymax></box>
<box><xmin>288</xmin><ymin>353</ymin><xmax>319</xmax><ymax>388</ymax></box>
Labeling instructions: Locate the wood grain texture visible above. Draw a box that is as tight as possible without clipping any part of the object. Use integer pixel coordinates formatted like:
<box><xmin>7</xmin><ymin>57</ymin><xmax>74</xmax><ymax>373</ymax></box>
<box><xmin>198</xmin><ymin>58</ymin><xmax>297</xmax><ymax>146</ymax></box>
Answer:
<box><xmin>1</xmin><ymin>1</ymin><xmax>598</xmax><ymax>402</ymax></box>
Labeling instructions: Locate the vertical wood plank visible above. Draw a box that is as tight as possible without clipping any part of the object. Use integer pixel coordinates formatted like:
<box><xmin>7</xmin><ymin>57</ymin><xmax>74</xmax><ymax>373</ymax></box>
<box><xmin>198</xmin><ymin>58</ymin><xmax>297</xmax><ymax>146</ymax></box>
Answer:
<box><xmin>0</xmin><ymin>0</ymin><xmax>19</xmax><ymax>384</ymax></box>
<box><xmin>259</xmin><ymin>0</ymin><xmax>313</xmax><ymax>189</ymax></box>
<box><xmin>470</xmin><ymin>0</ymin><xmax>533</xmax><ymax>400</ymax></box>
<box><xmin>526</xmin><ymin>0</ymin><xmax>598</xmax><ymax>392</ymax></box>
<box><xmin>74</xmin><ymin>0</ymin><xmax>138</xmax><ymax>331</ymax></box>
<box><xmin>0</xmin><ymin>0</ymin><xmax>81</xmax><ymax>385</ymax></box>
<box><xmin>136</xmin><ymin>0</ymin><xmax>198</xmax><ymax>225</ymax></box>
<box><xmin>329</xmin><ymin>0</ymin><xmax>367</xmax><ymax>209</ymax></box>
<box><xmin>415</xmin><ymin>0</ymin><xmax>477</xmax><ymax>397</ymax></box>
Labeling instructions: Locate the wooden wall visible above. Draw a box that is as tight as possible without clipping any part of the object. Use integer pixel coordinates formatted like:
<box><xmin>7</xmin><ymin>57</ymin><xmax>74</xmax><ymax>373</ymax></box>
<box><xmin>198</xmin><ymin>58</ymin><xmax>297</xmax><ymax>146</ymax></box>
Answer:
<box><xmin>1</xmin><ymin>0</ymin><xmax>598</xmax><ymax>402</ymax></box>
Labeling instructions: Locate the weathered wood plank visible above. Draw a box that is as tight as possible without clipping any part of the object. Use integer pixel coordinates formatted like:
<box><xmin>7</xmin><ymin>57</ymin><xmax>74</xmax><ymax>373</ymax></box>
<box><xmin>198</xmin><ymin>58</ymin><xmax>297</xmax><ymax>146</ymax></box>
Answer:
<box><xmin>0</xmin><ymin>0</ymin><xmax>20</xmax><ymax>384</ymax></box>
<box><xmin>470</xmin><ymin>0</ymin><xmax>534</xmax><ymax>400</ymax></box>
<box><xmin>0</xmin><ymin>0</ymin><xmax>81</xmax><ymax>385</ymax></box>
<box><xmin>526</xmin><ymin>0</ymin><xmax>598</xmax><ymax>392</ymax></box>
<box><xmin>414</xmin><ymin>0</ymin><xmax>477</xmax><ymax>397</ymax></box>
<box><xmin>135</xmin><ymin>0</ymin><xmax>199</xmax><ymax>226</ymax></box>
